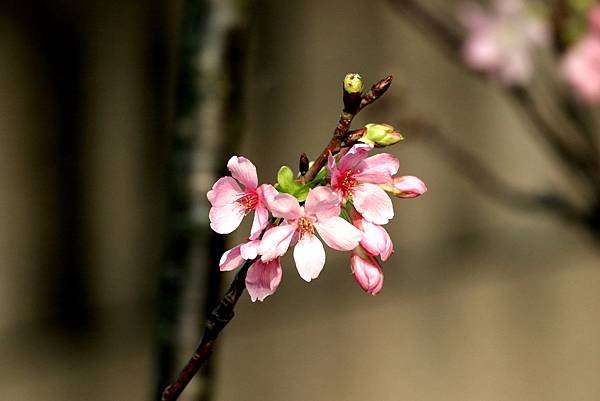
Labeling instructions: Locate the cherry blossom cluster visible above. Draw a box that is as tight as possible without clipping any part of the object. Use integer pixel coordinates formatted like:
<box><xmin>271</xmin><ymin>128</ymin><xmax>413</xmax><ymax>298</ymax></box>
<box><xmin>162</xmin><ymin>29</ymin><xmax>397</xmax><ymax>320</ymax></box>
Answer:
<box><xmin>207</xmin><ymin>139</ymin><xmax>426</xmax><ymax>302</ymax></box>
<box><xmin>460</xmin><ymin>0</ymin><xmax>600</xmax><ymax>104</ymax></box>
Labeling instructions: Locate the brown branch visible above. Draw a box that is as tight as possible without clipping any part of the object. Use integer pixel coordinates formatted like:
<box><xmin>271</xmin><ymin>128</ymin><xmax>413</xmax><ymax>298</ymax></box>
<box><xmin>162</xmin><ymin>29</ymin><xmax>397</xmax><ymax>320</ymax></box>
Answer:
<box><xmin>161</xmin><ymin>259</ymin><xmax>253</xmax><ymax>401</ymax></box>
<box><xmin>303</xmin><ymin>75</ymin><xmax>393</xmax><ymax>182</ymax></box>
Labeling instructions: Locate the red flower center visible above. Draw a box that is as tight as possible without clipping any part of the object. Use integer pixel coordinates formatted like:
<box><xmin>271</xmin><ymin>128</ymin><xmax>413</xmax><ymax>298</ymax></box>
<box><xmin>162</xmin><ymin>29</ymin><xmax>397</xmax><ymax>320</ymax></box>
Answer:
<box><xmin>339</xmin><ymin>170</ymin><xmax>358</xmax><ymax>197</ymax></box>
<box><xmin>238</xmin><ymin>192</ymin><xmax>258</xmax><ymax>211</ymax></box>
<box><xmin>297</xmin><ymin>217</ymin><xmax>315</xmax><ymax>236</ymax></box>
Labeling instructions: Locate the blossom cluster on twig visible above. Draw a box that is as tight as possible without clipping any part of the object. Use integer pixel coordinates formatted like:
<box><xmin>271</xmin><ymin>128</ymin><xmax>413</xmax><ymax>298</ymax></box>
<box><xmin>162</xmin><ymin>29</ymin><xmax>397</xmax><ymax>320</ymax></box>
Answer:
<box><xmin>206</xmin><ymin>76</ymin><xmax>426</xmax><ymax>301</ymax></box>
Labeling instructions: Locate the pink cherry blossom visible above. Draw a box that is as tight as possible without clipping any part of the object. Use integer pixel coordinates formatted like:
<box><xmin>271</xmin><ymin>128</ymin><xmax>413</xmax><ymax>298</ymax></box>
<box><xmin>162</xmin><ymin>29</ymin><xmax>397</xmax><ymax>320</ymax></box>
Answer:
<box><xmin>350</xmin><ymin>207</ymin><xmax>393</xmax><ymax>261</ymax></box>
<box><xmin>351</xmin><ymin>246</ymin><xmax>384</xmax><ymax>295</ymax></box>
<box><xmin>561</xmin><ymin>16</ymin><xmax>600</xmax><ymax>104</ymax></box>
<box><xmin>207</xmin><ymin>156</ymin><xmax>276</xmax><ymax>238</ymax></box>
<box><xmin>459</xmin><ymin>0</ymin><xmax>549</xmax><ymax>84</ymax></box>
<box><xmin>328</xmin><ymin>144</ymin><xmax>399</xmax><ymax>225</ymax></box>
<box><xmin>257</xmin><ymin>186</ymin><xmax>362</xmax><ymax>282</ymax></box>
<box><xmin>218</xmin><ymin>240</ymin><xmax>281</xmax><ymax>302</ymax></box>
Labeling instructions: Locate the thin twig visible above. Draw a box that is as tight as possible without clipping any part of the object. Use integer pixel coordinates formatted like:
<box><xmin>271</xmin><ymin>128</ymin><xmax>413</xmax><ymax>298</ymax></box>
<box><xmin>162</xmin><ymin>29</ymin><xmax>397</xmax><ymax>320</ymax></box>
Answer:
<box><xmin>161</xmin><ymin>259</ymin><xmax>254</xmax><ymax>401</ymax></box>
<box><xmin>303</xmin><ymin>75</ymin><xmax>393</xmax><ymax>182</ymax></box>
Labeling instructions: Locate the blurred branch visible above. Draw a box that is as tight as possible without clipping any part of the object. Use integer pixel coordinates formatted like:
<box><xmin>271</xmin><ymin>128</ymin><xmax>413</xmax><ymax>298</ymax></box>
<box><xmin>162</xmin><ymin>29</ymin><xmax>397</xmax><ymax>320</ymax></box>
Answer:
<box><xmin>156</xmin><ymin>1</ymin><xmax>254</xmax><ymax>400</ymax></box>
<box><xmin>400</xmin><ymin>116</ymin><xmax>589</xmax><ymax>225</ymax></box>
<box><xmin>386</xmin><ymin>0</ymin><xmax>600</xmax><ymax>239</ymax></box>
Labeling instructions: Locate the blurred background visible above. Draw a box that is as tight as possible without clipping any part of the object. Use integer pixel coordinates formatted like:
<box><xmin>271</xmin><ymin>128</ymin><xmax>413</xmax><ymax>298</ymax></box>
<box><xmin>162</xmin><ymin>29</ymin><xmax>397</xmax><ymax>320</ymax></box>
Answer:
<box><xmin>1</xmin><ymin>0</ymin><xmax>600</xmax><ymax>400</ymax></box>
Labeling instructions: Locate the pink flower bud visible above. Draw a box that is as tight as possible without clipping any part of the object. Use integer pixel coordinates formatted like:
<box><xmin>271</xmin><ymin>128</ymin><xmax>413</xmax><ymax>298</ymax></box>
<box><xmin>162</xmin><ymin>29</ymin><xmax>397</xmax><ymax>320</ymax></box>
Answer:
<box><xmin>381</xmin><ymin>175</ymin><xmax>427</xmax><ymax>198</ymax></box>
<box><xmin>351</xmin><ymin>247</ymin><xmax>384</xmax><ymax>295</ymax></box>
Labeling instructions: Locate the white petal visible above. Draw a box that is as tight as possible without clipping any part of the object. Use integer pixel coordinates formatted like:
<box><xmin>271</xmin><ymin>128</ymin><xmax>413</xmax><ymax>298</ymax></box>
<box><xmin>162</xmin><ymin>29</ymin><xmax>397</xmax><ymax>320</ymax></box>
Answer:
<box><xmin>352</xmin><ymin>183</ymin><xmax>394</xmax><ymax>225</ymax></box>
<box><xmin>209</xmin><ymin>203</ymin><xmax>245</xmax><ymax>234</ymax></box>
<box><xmin>293</xmin><ymin>234</ymin><xmax>326</xmax><ymax>282</ymax></box>
<box><xmin>315</xmin><ymin>216</ymin><xmax>362</xmax><ymax>251</ymax></box>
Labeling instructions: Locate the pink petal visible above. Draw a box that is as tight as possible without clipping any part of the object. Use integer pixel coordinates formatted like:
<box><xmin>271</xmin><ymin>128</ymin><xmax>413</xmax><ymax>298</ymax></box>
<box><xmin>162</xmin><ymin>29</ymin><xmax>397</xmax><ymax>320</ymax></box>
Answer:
<box><xmin>240</xmin><ymin>239</ymin><xmax>261</xmax><ymax>260</ymax></box>
<box><xmin>293</xmin><ymin>234</ymin><xmax>326</xmax><ymax>282</ymax></box>
<box><xmin>249</xmin><ymin>205</ymin><xmax>269</xmax><ymax>240</ymax></box>
<box><xmin>390</xmin><ymin>175</ymin><xmax>427</xmax><ymax>198</ymax></box>
<box><xmin>351</xmin><ymin>249</ymin><xmax>384</xmax><ymax>295</ymax></box>
<box><xmin>327</xmin><ymin>152</ymin><xmax>342</xmax><ymax>190</ymax></box>
<box><xmin>207</xmin><ymin>176</ymin><xmax>243</xmax><ymax>207</ymax></box>
<box><xmin>315</xmin><ymin>216</ymin><xmax>362</xmax><ymax>251</ymax></box>
<box><xmin>339</xmin><ymin>143</ymin><xmax>372</xmax><ymax>171</ymax></box>
<box><xmin>219</xmin><ymin>244</ymin><xmax>244</xmax><ymax>271</ymax></box>
<box><xmin>227</xmin><ymin>156</ymin><xmax>258</xmax><ymax>189</ymax></box>
<box><xmin>355</xmin><ymin>153</ymin><xmax>399</xmax><ymax>184</ymax></box>
<box><xmin>258</xmin><ymin>183</ymin><xmax>278</xmax><ymax>205</ymax></box>
<box><xmin>209</xmin><ymin>203</ymin><xmax>245</xmax><ymax>234</ymax></box>
<box><xmin>359</xmin><ymin>219</ymin><xmax>394</xmax><ymax>261</ymax></box>
<box><xmin>268</xmin><ymin>193</ymin><xmax>302</xmax><ymax>220</ymax></box>
<box><xmin>352</xmin><ymin>183</ymin><xmax>394</xmax><ymax>225</ymax></box>
<box><xmin>245</xmin><ymin>258</ymin><xmax>282</xmax><ymax>302</ymax></box>
<box><xmin>257</xmin><ymin>223</ymin><xmax>296</xmax><ymax>262</ymax></box>
<box><xmin>304</xmin><ymin>186</ymin><xmax>340</xmax><ymax>219</ymax></box>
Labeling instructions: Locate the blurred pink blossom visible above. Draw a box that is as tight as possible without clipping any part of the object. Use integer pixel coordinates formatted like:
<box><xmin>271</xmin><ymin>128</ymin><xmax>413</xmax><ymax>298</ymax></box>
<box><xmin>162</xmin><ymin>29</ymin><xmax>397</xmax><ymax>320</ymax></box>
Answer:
<box><xmin>460</xmin><ymin>0</ymin><xmax>549</xmax><ymax>84</ymax></box>
<box><xmin>561</xmin><ymin>5</ymin><xmax>600</xmax><ymax>104</ymax></box>
<box><xmin>562</xmin><ymin>35</ymin><xmax>600</xmax><ymax>104</ymax></box>
<box><xmin>589</xmin><ymin>4</ymin><xmax>600</xmax><ymax>34</ymax></box>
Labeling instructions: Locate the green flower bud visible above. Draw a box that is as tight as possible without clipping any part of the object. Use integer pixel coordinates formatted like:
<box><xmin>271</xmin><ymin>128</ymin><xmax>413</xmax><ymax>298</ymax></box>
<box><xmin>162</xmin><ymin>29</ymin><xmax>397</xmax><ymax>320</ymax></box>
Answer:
<box><xmin>344</xmin><ymin>73</ymin><xmax>364</xmax><ymax>94</ymax></box>
<box><xmin>360</xmin><ymin>123</ymin><xmax>404</xmax><ymax>147</ymax></box>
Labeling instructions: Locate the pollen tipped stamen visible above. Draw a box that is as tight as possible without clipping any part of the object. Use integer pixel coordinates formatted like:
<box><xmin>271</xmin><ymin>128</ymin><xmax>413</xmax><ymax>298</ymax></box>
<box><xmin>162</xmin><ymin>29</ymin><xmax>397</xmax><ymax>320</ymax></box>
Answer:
<box><xmin>238</xmin><ymin>193</ymin><xmax>259</xmax><ymax>212</ymax></box>
<box><xmin>297</xmin><ymin>217</ymin><xmax>315</xmax><ymax>237</ymax></box>
<box><xmin>340</xmin><ymin>170</ymin><xmax>358</xmax><ymax>196</ymax></box>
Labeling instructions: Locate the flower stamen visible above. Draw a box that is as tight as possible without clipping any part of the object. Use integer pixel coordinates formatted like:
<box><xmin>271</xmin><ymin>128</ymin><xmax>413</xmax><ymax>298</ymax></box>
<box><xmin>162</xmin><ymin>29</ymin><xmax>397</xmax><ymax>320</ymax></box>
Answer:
<box><xmin>297</xmin><ymin>217</ymin><xmax>315</xmax><ymax>237</ymax></box>
<box><xmin>238</xmin><ymin>193</ymin><xmax>258</xmax><ymax>212</ymax></box>
<box><xmin>340</xmin><ymin>170</ymin><xmax>357</xmax><ymax>197</ymax></box>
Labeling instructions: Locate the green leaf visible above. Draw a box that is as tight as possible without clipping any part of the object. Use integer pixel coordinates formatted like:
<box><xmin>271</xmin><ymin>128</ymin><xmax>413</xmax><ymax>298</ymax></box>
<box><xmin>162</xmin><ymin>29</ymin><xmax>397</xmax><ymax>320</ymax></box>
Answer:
<box><xmin>314</xmin><ymin>166</ymin><xmax>328</xmax><ymax>183</ymax></box>
<box><xmin>277</xmin><ymin>166</ymin><xmax>296</xmax><ymax>193</ymax></box>
<box><xmin>293</xmin><ymin>185</ymin><xmax>310</xmax><ymax>202</ymax></box>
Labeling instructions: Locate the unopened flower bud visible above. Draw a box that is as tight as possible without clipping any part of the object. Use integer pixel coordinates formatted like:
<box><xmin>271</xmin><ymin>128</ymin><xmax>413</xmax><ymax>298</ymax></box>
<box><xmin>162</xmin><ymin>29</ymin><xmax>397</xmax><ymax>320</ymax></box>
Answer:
<box><xmin>381</xmin><ymin>175</ymin><xmax>427</xmax><ymax>198</ymax></box>
<box><xmin>343</xmin><ymin>73</ymin><xmax>364</xmax><ymax>94</ymax></box>
<box><xmin>351</xmin><ymin>247</ymin><xmax>384</xmax><ymax>295</ymax></box>
<box><xmin>360</xmin><ymin>123</ymin><xmax>404</xmax><ymax>147</ymax></box>
<box><xmin>299</xmin><ymin>153</ymin><xmax>309</xmax><ymax>176</ymax></box>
